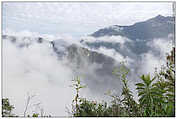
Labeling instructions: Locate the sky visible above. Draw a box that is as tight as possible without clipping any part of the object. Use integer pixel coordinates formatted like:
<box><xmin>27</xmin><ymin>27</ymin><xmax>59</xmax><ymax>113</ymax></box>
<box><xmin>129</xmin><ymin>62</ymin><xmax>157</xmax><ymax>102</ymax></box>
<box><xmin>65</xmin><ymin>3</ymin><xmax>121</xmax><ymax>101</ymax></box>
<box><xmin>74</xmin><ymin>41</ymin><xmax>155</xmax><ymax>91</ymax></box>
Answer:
<box><xmin>2</xmin><ymin>2</ymin><xmax>173</xmax><ymax>38</ymax></box>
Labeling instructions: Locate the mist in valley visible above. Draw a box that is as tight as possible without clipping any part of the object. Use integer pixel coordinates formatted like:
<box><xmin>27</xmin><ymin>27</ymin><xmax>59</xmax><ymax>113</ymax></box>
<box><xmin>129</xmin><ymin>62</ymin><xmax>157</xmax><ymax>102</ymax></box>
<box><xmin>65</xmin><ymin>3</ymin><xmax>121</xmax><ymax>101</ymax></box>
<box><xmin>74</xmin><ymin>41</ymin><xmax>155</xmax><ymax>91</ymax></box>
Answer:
<box><xmin>2</xmin><ymin>32</ymin><xmax>174</xmax><ymax>116</ymax></box>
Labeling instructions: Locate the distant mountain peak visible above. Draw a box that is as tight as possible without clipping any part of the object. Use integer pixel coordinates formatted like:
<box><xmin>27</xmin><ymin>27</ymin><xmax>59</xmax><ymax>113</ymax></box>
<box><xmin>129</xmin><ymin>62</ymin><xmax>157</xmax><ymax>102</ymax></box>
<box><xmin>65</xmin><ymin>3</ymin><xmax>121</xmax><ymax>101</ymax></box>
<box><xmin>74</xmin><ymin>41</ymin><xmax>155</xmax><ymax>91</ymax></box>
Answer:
<box><xmin>156</xmin><ymin>14</ymin><xmax>165</xmax><ymax>18</ymax></box>
<box><xmin>91</xmin><ymin>15</ymin><xmax>174</xmax><ymax>39</ymax></box>
<box><xmin>147</xmin><ymin>14</ymin><xmax>172</xmax><ymax>23</ymax></box>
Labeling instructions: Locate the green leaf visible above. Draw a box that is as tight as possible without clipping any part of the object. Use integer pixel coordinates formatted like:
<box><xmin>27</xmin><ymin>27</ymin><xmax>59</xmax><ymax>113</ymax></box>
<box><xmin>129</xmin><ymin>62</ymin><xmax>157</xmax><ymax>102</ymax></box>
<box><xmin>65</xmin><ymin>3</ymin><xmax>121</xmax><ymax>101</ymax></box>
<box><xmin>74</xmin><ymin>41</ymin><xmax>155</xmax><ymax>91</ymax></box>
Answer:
<box><xmin>136</xmin><ymin>83</ymin><xmax>145</xmax><ymax>87</ymax></box>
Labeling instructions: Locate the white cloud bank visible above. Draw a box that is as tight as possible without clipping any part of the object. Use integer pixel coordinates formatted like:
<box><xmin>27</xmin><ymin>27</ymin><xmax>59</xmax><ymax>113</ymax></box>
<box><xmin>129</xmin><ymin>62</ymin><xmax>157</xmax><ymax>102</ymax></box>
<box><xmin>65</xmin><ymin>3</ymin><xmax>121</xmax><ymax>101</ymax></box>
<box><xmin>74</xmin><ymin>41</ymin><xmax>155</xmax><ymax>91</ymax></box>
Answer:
<box><xmin>3</xmin><ymin>39</ymin><xmax>75</xmax><ymax>116</ymax></box>
<box><xmin>82</xmin><ymin>36</ymin><xmax>131</xmax><ymax>44</ymax></box>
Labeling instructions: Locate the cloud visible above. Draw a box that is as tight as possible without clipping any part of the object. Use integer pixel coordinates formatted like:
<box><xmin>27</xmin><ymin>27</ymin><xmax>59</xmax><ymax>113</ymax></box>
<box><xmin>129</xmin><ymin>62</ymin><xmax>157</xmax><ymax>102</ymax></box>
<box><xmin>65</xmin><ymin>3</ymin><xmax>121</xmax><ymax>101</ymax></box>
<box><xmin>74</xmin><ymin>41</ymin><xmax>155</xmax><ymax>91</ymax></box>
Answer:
<box><xmin>3</xmin><ymin>29</ymin><xmax>40</xmax><ymax>37</ymax></box>
<box><xmin>3</xmin><ymin>2</ymin><xmax>173</xmax><ymax>37</ymax></box>
<box><xmin>82</xmin><ymin>36</ymin><xmax>131</xmax><ymax>44</ymax></box>
<box><xmin>2</xmin><ymin>35</ymin><xmax>122</xmax><ymax>116</ymax></box>
<box><xmin>138</xmin><ymin>37</ymin><xmax>173</xmax><ymax>75</ymax></box>
<box><xmin>2</xmin><ymin>32</ymin><xmax>173</xmax><ymax>116</ymax></box>
<box><xmin>146</xmin><ymin>37</ymin><xmax>173</xmax><ymax>57</ymax></box>
<box><xmin>3</xmin><ymin>29</ymin><xmax>82</xmax><ymax>44</ymax></box>
<box><xmin>82</xmin><ymin>35</ymin><xmax>173</xmax><ymax>76</ymax></box>
<box><xmin>3</xmin><ymin>38</ymin><xmax>75</xmax><ymax>116</ymax></box>
<box><xmin>80</xmin><ymin>35</ymin><xmax>173</xmax><ymax>100</ymax></box>
<box><xmin>3</xmin><ymin>29</ymin><xmax>55</xmax><ymax>41</ymax></box>
<box><xmin>81</xmin><ymin>36</ymin><xmax>135</xmax><ymax>66</ymax></box>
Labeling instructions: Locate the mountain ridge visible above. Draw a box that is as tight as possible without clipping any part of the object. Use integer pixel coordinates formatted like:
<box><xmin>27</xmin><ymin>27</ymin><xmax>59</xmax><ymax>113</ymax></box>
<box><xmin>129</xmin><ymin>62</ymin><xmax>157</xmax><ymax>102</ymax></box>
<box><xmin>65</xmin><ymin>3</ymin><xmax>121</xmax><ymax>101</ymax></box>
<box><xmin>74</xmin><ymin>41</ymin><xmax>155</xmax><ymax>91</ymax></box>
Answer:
<box><xmin>91</xmin><ymin>15</ymin><xmax>175</xmax><ymax>40</ymax></box>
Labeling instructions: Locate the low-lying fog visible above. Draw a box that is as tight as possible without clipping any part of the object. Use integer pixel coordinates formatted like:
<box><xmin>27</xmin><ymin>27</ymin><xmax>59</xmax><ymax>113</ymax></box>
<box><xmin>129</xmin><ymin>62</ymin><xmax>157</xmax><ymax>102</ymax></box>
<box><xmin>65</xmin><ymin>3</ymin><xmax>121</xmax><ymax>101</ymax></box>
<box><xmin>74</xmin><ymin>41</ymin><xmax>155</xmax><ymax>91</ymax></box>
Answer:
<box><xmin>2</xmin><ymin>32</ymin><xmax>174</xmax><ymax>116</ymax></box>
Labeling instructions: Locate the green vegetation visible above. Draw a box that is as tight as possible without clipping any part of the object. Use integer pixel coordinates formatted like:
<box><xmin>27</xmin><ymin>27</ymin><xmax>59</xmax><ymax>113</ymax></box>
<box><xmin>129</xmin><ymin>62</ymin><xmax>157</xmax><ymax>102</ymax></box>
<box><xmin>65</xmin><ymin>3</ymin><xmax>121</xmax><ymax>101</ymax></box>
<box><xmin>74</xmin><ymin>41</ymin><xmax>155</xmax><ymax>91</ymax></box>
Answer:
<box><xmin>2</xmin><ymin>95</ymin><xmax>51</xmax><ymax>117</ymax></box>
<box><xmin>2</xmin><ymin>48</ymin><xmax>175</xmax><ymax>117</ymax></box>
<box><xmin>2</xmin><ymin>98</ymin><xmax>16</xmax><ymax>117</ymax></box>
<box><xmin>71</xmin><ymin>47</ymin><xmax>175</xmax><ymax>117</ymax></box>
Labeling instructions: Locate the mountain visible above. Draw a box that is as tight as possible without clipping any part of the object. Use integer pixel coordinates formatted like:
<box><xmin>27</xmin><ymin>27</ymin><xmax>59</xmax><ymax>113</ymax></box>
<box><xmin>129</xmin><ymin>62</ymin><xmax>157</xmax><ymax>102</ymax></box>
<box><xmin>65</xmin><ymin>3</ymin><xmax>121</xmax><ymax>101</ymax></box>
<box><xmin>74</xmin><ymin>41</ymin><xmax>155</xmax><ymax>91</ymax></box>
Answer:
<box><xmin>66</xmin><ymin>44</ymin><xmax>121</xmax><ymax>93</ymax></box>
<box><xmin>91</xmin><ymin>15</ymin><xmax>175</xmax><ymax>40</ymax></box>
<box><xmin>2</xmin><ymin>35</ymin><xmax>122</xmax><ymax>93</ymax></box>
<box><xmin>81</xmin><ymin>15</ymin><xmax>174</xmax><ymax>56</ymax></box>
<box><xmin>2</xmin><ymin>15</ymin><xmax>174</xmax><ymax>96</ymax></box>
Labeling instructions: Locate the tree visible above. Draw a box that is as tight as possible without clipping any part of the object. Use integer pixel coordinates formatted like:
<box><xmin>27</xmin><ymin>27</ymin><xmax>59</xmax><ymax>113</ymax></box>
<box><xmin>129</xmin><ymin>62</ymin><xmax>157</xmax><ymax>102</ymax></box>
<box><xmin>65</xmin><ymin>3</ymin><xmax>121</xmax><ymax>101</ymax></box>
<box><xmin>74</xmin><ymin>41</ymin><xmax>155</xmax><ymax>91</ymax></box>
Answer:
<box><xmin>136</xmin><ymin>74</ymin><xmax>157</xmax><ymax>116</ymax></box>
<box><xmin>136</xmin><ymin>47</ymin><xmax>175</xmax><ymax>117</ymax></box>
<box><xmin>2</xmin><ymin>98</ymin><xmax>15</xmax><ymax>117</ymax></box>
<box><xmin>70</xmin><ymin>48</ymin><xmax>175</xmax><ymax>117</ymax></box>
<box><xmin>23</xmin><ymin>93</ymin><xmax>35</xmax><ymax>117</ymax></box>
<box><xmin>155</xmin><ymin>47</ymin><xmax>175</xmax><ymax>116</ymax></box>
<box><xmin>70</xmin><ymin>76</ymin><xmax>86</xmax><ymax>116</ymax></box>
<box><xmin>121</xmin><ymin>79</ymin><xmax>139</xmax><ymax>116</ymax></box>
<box><xmin>112</xmin><ymin>62</ymin><xmax>139</xmax><ymax>116</ymax></box>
